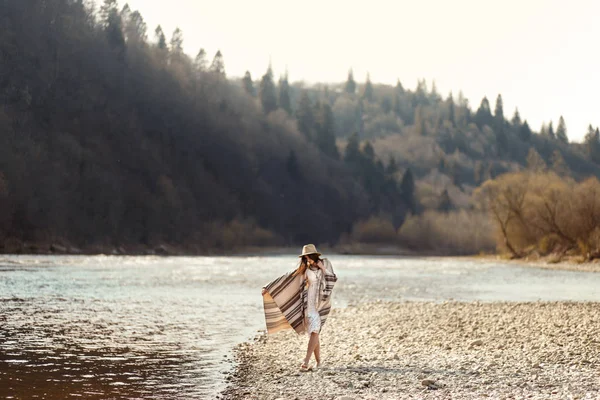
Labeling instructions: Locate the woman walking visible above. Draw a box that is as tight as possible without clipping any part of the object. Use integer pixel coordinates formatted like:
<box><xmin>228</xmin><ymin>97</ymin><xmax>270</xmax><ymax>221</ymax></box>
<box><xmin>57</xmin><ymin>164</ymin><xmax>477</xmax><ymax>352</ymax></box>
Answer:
<box><xmin>261</xmin><ymin>244</ymin><xmax>337</xmax><ymax>370</ymax></box>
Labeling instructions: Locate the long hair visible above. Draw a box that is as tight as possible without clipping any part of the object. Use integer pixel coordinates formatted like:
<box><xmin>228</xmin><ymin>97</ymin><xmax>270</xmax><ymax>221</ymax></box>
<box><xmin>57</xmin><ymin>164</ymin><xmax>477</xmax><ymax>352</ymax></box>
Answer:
<box><xmin>293</xmin><ymin>254</ymin><xmax>322</xmax><ymax>277</ymax></box>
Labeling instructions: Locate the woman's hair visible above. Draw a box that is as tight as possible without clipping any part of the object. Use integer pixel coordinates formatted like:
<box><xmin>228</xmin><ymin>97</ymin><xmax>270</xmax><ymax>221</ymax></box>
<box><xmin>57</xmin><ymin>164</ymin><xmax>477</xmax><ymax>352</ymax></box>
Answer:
<box><xmin>293</xmin><ymin>254</ymin><xmax>322</xmax><ymax>277</ymax></box>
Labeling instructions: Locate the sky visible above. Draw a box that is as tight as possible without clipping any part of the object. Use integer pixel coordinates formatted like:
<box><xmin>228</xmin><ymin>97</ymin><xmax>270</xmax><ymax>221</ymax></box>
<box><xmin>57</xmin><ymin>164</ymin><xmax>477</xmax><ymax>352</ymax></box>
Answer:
<box><xmin>122</xmin><ymin>0</ymin><xmax>600</xmax><ymax>142</ymax></box>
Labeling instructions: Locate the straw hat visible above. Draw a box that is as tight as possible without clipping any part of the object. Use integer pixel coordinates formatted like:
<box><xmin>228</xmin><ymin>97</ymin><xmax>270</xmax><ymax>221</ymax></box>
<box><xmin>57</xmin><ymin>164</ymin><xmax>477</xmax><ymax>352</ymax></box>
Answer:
<box><xmin>299</xmin><ymin>244</ymin><xmax>321</xmax><ymax>258</ymax></box>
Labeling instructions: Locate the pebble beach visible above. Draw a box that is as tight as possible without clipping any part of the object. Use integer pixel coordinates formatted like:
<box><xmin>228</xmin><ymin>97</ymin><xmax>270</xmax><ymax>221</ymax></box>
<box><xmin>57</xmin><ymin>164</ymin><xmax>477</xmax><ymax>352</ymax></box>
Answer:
<box><xmin>221</xmin><ymin>301</ymin><xmax>600</xmax><ymax>399</ymax></box>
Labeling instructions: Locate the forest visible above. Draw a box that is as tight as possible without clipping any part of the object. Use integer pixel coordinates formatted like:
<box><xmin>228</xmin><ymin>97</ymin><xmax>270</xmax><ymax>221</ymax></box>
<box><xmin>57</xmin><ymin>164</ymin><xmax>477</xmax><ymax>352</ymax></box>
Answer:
<box><xmin>1</xmin><ymin>0</ymin><xmax>600</xmax><ymax>256</ymax></box>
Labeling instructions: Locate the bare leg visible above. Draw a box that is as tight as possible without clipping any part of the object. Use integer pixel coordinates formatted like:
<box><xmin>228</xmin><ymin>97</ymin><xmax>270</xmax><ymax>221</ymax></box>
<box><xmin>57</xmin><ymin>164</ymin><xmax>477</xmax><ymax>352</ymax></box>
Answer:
<box><xmin>314</xmin><ymin>334</ymin><xmax>321</xmax><ymax>364</ymax></box>
<box><xmin>303</xmin><ymin>333</ymin><xmax>319</xmax><ymax>365</ymax></box>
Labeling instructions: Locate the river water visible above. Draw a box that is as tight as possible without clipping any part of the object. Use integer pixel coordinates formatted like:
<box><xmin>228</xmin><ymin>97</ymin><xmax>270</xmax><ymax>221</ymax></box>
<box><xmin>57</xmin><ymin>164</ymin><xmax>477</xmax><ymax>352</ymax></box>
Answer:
<box><xmin>1</xmin><ymin>255</ymin><xmax>599</xmax><ymax>399</ymax></box>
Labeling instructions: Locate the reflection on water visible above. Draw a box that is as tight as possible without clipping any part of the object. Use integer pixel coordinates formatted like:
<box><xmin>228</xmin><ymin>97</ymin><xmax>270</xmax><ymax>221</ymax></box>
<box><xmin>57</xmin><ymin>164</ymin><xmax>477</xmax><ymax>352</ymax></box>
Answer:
<box><xmin>0</xmin><ymin>255</ymin><xmax>599</xmax><ymax>399</ymax></box>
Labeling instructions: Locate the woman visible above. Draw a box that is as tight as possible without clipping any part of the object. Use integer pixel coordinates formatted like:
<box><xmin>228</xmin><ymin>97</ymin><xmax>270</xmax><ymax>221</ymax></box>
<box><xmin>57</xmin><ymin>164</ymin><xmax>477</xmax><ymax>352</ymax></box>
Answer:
<box><xmin>261</xmin><ymin>244</ymin><xmax>337</xmax><ymax>370</ymax></box>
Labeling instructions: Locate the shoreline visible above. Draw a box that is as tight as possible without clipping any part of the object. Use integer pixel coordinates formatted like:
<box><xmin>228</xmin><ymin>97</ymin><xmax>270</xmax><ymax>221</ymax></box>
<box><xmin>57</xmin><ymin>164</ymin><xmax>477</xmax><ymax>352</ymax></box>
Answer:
<box><xmin>220</xmin><ymin>301</ymin><xmax>600</xmax><ymax>400</ymax></box>
<box><xmin>2</xmin><ymin>244</ymin><xmax>600</xmax><ymax>273</ymax></box>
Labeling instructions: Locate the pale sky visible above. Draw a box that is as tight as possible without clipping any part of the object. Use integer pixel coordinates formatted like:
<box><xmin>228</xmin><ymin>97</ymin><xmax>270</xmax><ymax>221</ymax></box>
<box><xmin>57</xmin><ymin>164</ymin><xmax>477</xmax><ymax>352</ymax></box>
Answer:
<box><xmin>123</xmin><ymin>0</ymin><xmax>600</xmax><ymax>142</ymax></box>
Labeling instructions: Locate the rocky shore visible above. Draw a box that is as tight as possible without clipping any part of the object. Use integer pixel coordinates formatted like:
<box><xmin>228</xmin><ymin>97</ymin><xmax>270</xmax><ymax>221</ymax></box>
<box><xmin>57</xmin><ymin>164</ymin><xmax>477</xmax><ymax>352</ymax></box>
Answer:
<box><xmin>221</xmin><ymin>302</ymin><xmax>600</xmax><ymax>399</ymax></box>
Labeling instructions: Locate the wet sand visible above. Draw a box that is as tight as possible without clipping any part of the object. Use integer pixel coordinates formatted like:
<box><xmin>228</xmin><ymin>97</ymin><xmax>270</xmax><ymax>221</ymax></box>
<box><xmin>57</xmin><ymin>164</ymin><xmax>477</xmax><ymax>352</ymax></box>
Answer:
<box><xmin>221</xmin><ymin>301</ymin><xmax>600</xmax><ymax>400</ymax></box>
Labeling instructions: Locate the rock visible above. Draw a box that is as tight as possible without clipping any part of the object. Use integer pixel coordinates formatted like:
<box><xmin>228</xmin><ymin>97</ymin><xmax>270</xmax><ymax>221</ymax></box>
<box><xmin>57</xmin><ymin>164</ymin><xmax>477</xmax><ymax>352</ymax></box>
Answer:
<box><xmin>421</xmin><ymin>379</ymin><xmax>440</xmax><ymax>389</ymax></box>
<box><xmin>470</xmin><ymin>339</ymin><xmax>484</xmax><ymax>347</ymax></box>
<box><xmin>50</xmin><ymin>243</ymin><xmax>68</xmax><ymax>253</ymax></box>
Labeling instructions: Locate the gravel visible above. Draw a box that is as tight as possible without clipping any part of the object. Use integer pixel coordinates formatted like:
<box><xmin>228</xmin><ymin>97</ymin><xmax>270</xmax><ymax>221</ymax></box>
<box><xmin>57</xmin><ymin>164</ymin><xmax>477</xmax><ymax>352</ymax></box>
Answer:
<box><xmin>220</xmin><ymin>301</ymin><xmax>600</xmax><ymax>399</ymax></box>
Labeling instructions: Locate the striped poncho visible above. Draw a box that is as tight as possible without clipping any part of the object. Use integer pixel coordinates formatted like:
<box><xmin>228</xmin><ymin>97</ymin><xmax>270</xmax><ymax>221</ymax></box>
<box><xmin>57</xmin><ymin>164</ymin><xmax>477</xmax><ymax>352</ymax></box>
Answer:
<box><xmin>262</xmin><ymin>258</ymin><xmax>337</xmax><ymax>335</ymax></box>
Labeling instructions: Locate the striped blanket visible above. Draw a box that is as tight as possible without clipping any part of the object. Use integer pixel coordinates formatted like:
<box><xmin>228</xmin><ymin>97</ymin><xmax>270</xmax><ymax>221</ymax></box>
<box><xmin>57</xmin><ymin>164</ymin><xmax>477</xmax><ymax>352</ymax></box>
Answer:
<box><xmin>262</xmin><ymin>258</ymin><xmax>337</xmax><ymax>335</ymax></box>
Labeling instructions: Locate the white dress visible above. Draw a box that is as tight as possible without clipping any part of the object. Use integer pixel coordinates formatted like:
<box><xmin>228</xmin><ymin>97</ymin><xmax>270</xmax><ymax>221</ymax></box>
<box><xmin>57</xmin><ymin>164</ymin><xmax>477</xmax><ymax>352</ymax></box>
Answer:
<box><xmin>305</xmin><ymin>267</ymin><xmax>322</xmax><ymax>334</ymax></box>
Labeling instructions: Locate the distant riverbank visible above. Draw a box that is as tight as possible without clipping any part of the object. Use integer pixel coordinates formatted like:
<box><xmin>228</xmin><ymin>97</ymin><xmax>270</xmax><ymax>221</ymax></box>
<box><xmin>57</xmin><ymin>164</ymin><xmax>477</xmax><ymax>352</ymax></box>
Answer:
<box><xmin>2</xmin><ymin>241</ymin><xmax>600</xmax><ymax>273</ymax></box>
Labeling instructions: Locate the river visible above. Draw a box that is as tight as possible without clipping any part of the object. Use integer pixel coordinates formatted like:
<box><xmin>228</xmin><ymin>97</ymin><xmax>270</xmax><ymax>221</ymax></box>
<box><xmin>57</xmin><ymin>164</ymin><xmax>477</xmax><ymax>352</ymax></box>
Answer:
<box><xmin>1</xmin><ymin>255</ymin><xmax>599</xmax><ymax>399</ymax></box>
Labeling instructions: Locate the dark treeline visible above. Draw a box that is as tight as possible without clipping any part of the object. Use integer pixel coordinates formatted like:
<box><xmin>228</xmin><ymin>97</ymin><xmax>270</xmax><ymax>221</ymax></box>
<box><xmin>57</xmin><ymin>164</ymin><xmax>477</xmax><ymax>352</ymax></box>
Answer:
<box><xmin>1</xmin><ymin>0</ymin><xmax>600</xmax><ymax>254</ymax></box>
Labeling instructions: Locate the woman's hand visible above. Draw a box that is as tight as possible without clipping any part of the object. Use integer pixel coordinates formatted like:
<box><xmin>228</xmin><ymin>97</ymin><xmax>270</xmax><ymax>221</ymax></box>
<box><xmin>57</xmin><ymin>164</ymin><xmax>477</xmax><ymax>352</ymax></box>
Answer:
<box><xmin>316</xmin><ymin>260</ymin><xmax>325</xmax><ymax>271</ymax></box>
<box><xmin>261</xmin><ymin>287</ymin><xmax>267</xmax><ymax>295</ymax></box>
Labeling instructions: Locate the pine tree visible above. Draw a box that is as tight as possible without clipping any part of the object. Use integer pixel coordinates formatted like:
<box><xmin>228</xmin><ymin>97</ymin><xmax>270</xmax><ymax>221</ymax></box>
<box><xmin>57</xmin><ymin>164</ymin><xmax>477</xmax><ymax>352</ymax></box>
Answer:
<box><xmin>519</xmin><ymin>120</ymin><xmax>532</xmax><ymax>142</ymax></box>
<box><xmin>194</xmin><ymin>48</ymin><xmax>207</xmax><ymax>71</ymax></box>
<box><xmin>258</xmin><ymin>64</ymin><xmax>277</xmax><ymax>114</ymax></box>
<box><xmin>242</xmin><ymin>71</ymin><xmax>255</xmax><ymax>97</ymax></box>
<box><xmin>474</xmin><ymin>97</ymin><xmax>493</xmax><ymax>129</ymax></box>
<box><xmin>296</xmin><ymin>91</ymin><xmax>314</xmax><ymax>141</ymax></box>
<box><xmin>362</xmin><ymin>73</ymin><xmax>374</xmax><ymax>102</ymax></box>
<box><xmin>209</xmin><ymin>50</ymin><xmax>226</xmax><ymax>76</ymax></box>
<box><xmin>315</xmin><ymin>103</ymin><xmax>339</xmax><ymax>159</ymax></box>
<box><xmin>414</xmin><ymin>106</ymin><xmax>426</xmax><ymax>135</ymax></box>
<box><xmin>400</xmin><ymin>168</ymin><xmax>416</xmax><ymax>213</ymax></box>
<box><xmin>547</xmin><ymin>121</ymin><xmax>555</xmax><ymax>139</ymax></box>
<box><xmin>511</xmin><ymin>108</ymin><xmax>521</xmax><ymax>128</ymax></box>
<box><xmin>386</xmin><ymin>156</ymin><xmax>398</xmax><ymax>175</ymax></box>
<box><xmin>556</xmin><ymin>116</ymin><xmax>568</xmax><ymax>143</ymax></box>
<box><xmin>101</xmin><ymin>0</ymin><xmax>125</xmax><ymax>50</ymax></box>
<box><xmin>362</xmin><ymin>141</ymin><xmax>375</xmax><ymax>160</ymax></box>
<box><xmin>447</xmin><ymin>92</ymin><xmax>455</xmax><ymax>126</ymax></box>
<box><xmin>344</xmin><ymin>132</ymin><xmax>361</xmax><ymax>164</ymax></box>
<box><xmin>99</xmin><ymin>0</ymin><xmax>118</xmax><ymax>28</ymax></box>
<box><xmin>344</xmin><ymin>69</ymin><xmax>356</xmax><ymax>94</ymax></box>
<box><xmin>584</xmin><ymin>125</ymin><xmax>600</xmax><ymax>164</ymax></box>
<box><xmin>278</xmin><ymin>73</ymin><xmax>292</xmax><ymax>115</ymax></box>
<box><xmin>155</xmin><ymin>25</ymin><xmax>167</xmax><ymax>50</ymax></box>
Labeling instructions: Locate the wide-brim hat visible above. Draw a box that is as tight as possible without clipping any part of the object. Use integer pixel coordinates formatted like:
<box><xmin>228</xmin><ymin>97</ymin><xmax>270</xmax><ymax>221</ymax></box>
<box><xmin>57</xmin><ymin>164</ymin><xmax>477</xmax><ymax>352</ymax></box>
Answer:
<box><xmin>299</xmin><ymin>244</ymin><xmax>321</xmax><ymax>258</ymax></box>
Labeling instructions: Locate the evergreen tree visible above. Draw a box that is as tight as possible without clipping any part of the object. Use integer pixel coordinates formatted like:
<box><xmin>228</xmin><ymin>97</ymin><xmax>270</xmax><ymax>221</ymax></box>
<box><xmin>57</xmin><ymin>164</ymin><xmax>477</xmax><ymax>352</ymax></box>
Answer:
<box><xmin>395</xmin><ymin>79</ymin><xmax>404</xmax><ymax>94</ymax></box>
<box><xmin>315</xmin><ymin>103</ymin><xmax>339</xmax><ymax>159</ymax></box>
<box><xmin>278</xmin><ymin>73</ymin><xmax>292</xmax><ymax>115</ymax></box>
<box><xmin>296</xmin><ymin>91</ymin><xmax>314</xmax><ymax>140</ymax></box>
<box><xmin>209</xmin><ymin>50</ymin><xmax>226</xmax><ymax>76</ymax></box>
<box><xmin>400</xmin><ymin>168</ymin><xmax>416</xmax><ymax>213</ymax></box>
<box><xmin>430</xmin><ymin>80</ymin><xmax>440</xmax><ymax>103</ymax></box>
<box><xmin>258</xmin><ymin>64</ymin><xmax>277</xmax><ymax>114</ymax></box>
<box><xmin>99</xmin><ymin>0</ymin><xmax>118</xmax><ymax>28</ymax></box>
<box><xmin>526</xmin><ymin>148</ymin><xmax>546</xmax><ymax>172</ymax></box>
<box><xmin>381</xmin><ymin>96</ymin><xmax>392</xmax><ymax>114</ymax></box>
<box><xmin>362</xmin><ymin>141</ymin><xmax>375</xmax><ymax>160</ymax></box>
<box><xmin>547</xmin><ymin>121</ymin><xmax>555</xmax><ymax>139</ymax></box>
<box><xmin>155</xmin><ymin>25</ymin><xmax>167</xmax><ymax>50</ymax></box>
<box><xmin>451</xmin><ymin>162</ymin><xmax>462</xmax><ymax>189</ymax></box>
<box><xmin>447</xmin><ymin>92</ymin><xmax>455</xmax><ymax>126</ymax></box>
<box><xmin>386</xmin><ymin>156</ymin><xmax>398</xmax><ymax>175</ymax></box>
<box><xmin>362</xmin><ymin>73</ymin><xmax>374</xmax><ymax>102</ymax></box>
<box><xmin>242</xmin><ymin>71</ymin><xmax>255</xmax><ymax>97</ymax></box>
<box><xmin>194</xmin><ymin>48</ymin><xmax>207</xmax><ymax>71</ymax></box>
<box><xmin>344</xmin><ymin>132</ymin><xmax>361</xmax><ymax>164</ymax></box>
<box><xmin>511</xmin><ymin>108</ymin><xmax>521</xmax><ymax>128</ymax></box>
<box><xmin>474</xmin><ymin>97</ymin><xmax>493</xmax><ymax>129</ymax></box>
<box><xmin>584</xmin><ymin>125</ymin><xmax>600</xmax><ymax>164</ymax></box>
<box><xmin>556</xmin><ymin>116</ymin><xmax>568</xmax><ymax>143</ymax></box>
<box><xmin>519</xmin><ymin>120</ymin><xmax>532</xmax><ymax>142</ymax></box>
<box><xmin>494</xmin><ymin>94</ymin><xmax>504</xmax><ymax>123</ymax></box>
<box><xmin>414</xmin><ymin>106</ymin><xmax>426</xmax><ymax>135</ymax></box>
<box><xmin>344</xmin><ymin>69</ymin><xmax>356</xmax><ymax>94</ymax></box>
<box><xmin>101</xmin><ymin>0</ymin><xmax>125</xmax><ymax>50</ymax></box>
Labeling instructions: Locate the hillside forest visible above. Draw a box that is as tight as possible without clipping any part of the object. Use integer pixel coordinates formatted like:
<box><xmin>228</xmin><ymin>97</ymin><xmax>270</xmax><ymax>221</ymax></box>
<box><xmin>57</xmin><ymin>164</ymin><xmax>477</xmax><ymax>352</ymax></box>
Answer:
<box><xmin>2</xmin><ymin>0</ymin><xmax>600</xmax><ymax>258</ymax></box>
